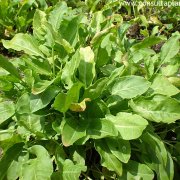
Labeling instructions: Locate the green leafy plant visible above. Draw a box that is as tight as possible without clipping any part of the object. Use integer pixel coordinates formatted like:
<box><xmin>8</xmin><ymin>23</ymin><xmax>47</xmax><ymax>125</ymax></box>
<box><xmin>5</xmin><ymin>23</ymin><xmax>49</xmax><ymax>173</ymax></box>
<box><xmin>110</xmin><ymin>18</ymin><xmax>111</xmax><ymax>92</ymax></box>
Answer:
<box><xmin>0</xmin><ymin>0</ymin><xmax>49</xmax><ymax>38</ymax></box>
<box><xmin>0</xmin><ymin>1</ymin><xmax>180</xmax><ymax>179</ymax></box>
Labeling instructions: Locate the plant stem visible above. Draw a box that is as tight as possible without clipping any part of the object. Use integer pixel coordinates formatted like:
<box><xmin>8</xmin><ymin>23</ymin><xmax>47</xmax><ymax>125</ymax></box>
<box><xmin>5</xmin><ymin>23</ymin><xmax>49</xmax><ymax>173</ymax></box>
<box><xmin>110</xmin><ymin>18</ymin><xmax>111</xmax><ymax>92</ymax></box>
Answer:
<box><xmin>52</xmin><ymin>46</ymin><xmax>55</xmax><ymax>77</ymax></box>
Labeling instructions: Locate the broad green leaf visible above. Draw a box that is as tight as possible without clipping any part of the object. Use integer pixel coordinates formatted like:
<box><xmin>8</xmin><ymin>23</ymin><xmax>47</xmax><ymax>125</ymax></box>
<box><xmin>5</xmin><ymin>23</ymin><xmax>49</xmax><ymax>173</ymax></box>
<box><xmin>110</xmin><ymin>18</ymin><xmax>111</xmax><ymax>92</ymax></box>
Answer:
<box><xmin>51</xmin><ymin>172</ymin><xmax>62</xmax><ymax>180</ymax></box>
<box><xmin>130</xmin><ymin>95</ymin><xmax>180</xmax><ymax>123</ymax></box>
<box><xmin>33</xmin><ymin>9</ymin><xmax>47</xmax><ymax>41</ymax></box>
<box><xmin>0</xmin><ymin>77</ymin><xmax>13</xmax><ymax>91</ymax></box>
<box><xmin>62</xmin><ymin>159</ymin><xmax>86</xmax><ymax>180</ymax></box>
<box><xmin>131</xmin><ymin>36</ymin><xmax>162</xmax><ymax>52</ymax></box>
<box><xmin>140</xmin><ymin>132</ymin><xmax>173</xmax><ymax>180</ymax></box>
<box><xmin>32</xmin><ymin>79</ymin><xmax>54</xmax><ymax>95</ymax></box>
<box><xmin>151</xmin><ymin>75</ymin><xmax>179</xmax><ymax>96</ymax></box>
<box><xmin>0</xmin><ymin>101</ymin><xmax>15</xmax><ymax>125</ymax></box>
<box><xmin>72</xmin><ymin>147</ymin><xmax>86</xmax><ymax>166</ymax></box>
<box><xmin>0</xmin><ymin>143</ymin><xmax>24</xmax><ymax>180</ymax></box>
<box><xmin>161</xmin><ymin>63</ymin><xmax>179</xmax><ymax>76</ymax></box>
<box><xmin>16</xmin><ymin>86</ymin><xmax>60</xmax><ymax>114</ymax></box>
<box><xmin>16</xmin><ymin>114</ymin><xmax>45</xmax><ymax>137</ymax></box>
<box><xmin>141</xmin><ymin>131</ymin><xmax>168</xmax><ymax>166</ymax></box>
<box><xmin>90</xmin><ymin>25</ymin><xmax>116</xmax><ymax>45</ymax></box>
<box><xmin>0</xmin><ymin>55</ymin><xmax>21</xmax><ymax>80</ymax></box>
<box><xmin>20</xmin><ymin>145</ymin><xmax>53</xmax><ymax>180</ymax></box>
<box><xmin>123</xmin><ymin>160</ymin><xmax>154</xmax><ymax>180</ymax></box>
<box><xmin>90</xmin><ymin>11</ymin><xmax>105</xmax><ymax>34</ymax></box>
<box><xmin>106</xmin><ymin>65</ymin><xmax>125</xmax><ymax>87</ymax></box>
<box><xmin>130</xmin><ymin>48</ymin><xmax>155</xmax><ymax>63</ymax></box>
<box><xmin>23</xmin><ymin>69</ymin><xmax>34</xmax><ymax>88</ymax></box>
<box><xmin>60</xmin><ymin>15</ymin><xmax>82</xmax><ymax>46</ymax></box>
<box><xmin>87</xmin><ymin>118</ymin><xmax>118</xmax><ymax>139</ymax></box>
<box><xmin>2</xmin><ymin>33</ymin><xmax>44</xmax><ymax>57</ymax></box>
<box><xmin>30</xmin><ymin>86</ymin><xmax>60</xmax><ymax>113</ymax></box>
<box><xmin>105</xmin><ymin>137</ymin><xmax>131</xmax><ymax>163</ymax></box>
<box><xmin>48</xmin><ymin>1</ymin><xmax>68</xmax><ymax>31</ymax></box>
<box><xmin>84</xmin><ymin>99</ymin><xmax>110</xmax><ymax>118</ymax></box>
<box><xmin>100</xmin><ymin>64</ymin><xmax>117</xmax><ymax>76</ymax></box>
<box><xmin>16</xmin><ymin>93</ymin><xmax>31</xmax><ymax>114</ymax></box>
<box><xmin>118</xmin><ymin>22</ymin><xmax>131</xmax><ymax>40</ymax></box>
<box><xmin>0</xmin><ymin>133</ymin><xmax>22</xmax><ymax>153</ymax></box>
<box><xmin>96</xmin><ymin>47</ymin><xmax>110</xmax><ymax>67</ymax></box>
<box><xmin>61</xmin><ymin>50</ymin><xmax>81</xmax><ymax>88</ymax></box>
<box><xmin>22</xmin><ymin>56</ymin><xmax>52</xmax><ymax>76</ymax></box>
<box><xmin>0</xmin><ymin>129</ymin><xmax>14</xmax><ymax>141</ymax></box>
<box><xmin>17</xmin><ymin>0</ymin><xmax>36</xmax><ymax>14</ymax></box>
<box><xmin>83</xmin><ymin>77</ymin><xmax>108</xmax><ymax>100</ymax></box>
<box><xmin>42</xmin><ymin>21</ymin><xmax>74</xmax><ymax>53</ymax></box>
<box><xmin>95</xmin><ymin>139</ymin><xmax>122</xmax><ymax>176</ymax></box>
<box><xmin>55</xmin><ymin>146</ymin><xmax>66</xmax><ymax>171</ymax></box>
<box><xmin>160</xmin><ymin>34</ymin><xmax>180</xmax><ymax>63</ymax></box>
<box><xmin>106</xmin><ymin>95</ymin><xmax>129</xmax><ymax>115</ymax></box>
<box><xmin>55</xmin><ymin>35</ymin><xmax>74</xmax><ymax>54</ymax></box>
<box><xmin>107</xmin><ymin>112</ymin><xmax>148</xmax><ymax>140</ymax></box>
<box><xmin>53</xmin><ymin>93</ymin><xmax>68</xmax><ymax>113</ymax></box>
<box><xmin>54</xmin><ymin>82</ymin><xmax>83</xmax><ymax>113</ymax></box>
<box><xmin>96</xmin><ymin>33</ymin><xmax>113</xmax><ymax>67</ymax></box>
<box><xmin>78</xmin><ymin>46</ymin><xmax>95</xmax><ymax>87</ymax></box>
<box><xmin>7</xmin><ymin>152</ymin><xmax>29</xmax><ymax>180</ymax></box>
<box><xmin>110</xmin><ymin>76</ymin><xmax>150</xmax><ymax>99</ymax></box>
<box><xmin>61</xmin><ymin>118</ymin><xmax>86</xmax><ymax>146</ymax></box>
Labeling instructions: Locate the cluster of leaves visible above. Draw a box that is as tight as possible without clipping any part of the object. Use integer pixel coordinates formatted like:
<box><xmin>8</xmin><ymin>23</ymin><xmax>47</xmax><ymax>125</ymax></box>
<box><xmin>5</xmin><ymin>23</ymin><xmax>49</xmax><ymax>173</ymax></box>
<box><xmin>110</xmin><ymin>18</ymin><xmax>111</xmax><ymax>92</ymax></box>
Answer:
<box><xmin>0</xmin><ymin>0</ymin><xmax>50</xmax><ymax>39</ymax></box>
<box><xmin>0</xmin><ymin>0</ymin><xmax>180</xmax><ymax>179</ymax></box>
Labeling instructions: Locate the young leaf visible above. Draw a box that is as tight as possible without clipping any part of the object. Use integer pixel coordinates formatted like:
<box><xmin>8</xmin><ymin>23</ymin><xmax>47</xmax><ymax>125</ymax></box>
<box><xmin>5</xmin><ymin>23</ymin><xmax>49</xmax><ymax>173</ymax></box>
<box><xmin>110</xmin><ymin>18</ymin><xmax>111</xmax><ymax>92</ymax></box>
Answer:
<box><xmin>78</xmin><ymin>46</ymin><xmax>95</xmax><ymax>87</ymax></box>
<box><xmin>0</xmin><ymin>101</ymin><xmax>15</xmax><ymax>125</ymax></box>
<box><xmin>106</xmin><ymin>112</ymin><xmax>148</xmax><ymax>140</ymax></box>
<box><xmin>110</xmin><ymin>76</ymin><xmax>150</xmax><ymax>99</ymax></box>
<box><xmin>130</xmin><ymin>95</ymin><xmax>180</xmax><ymax>123</ymax></box>
<box><xmin>2</xmin><ymin>33</ymin><xmax>44</xmax><ymax>57</ymax></box>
